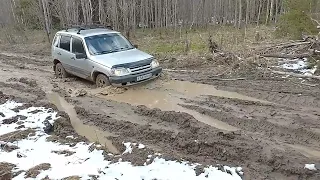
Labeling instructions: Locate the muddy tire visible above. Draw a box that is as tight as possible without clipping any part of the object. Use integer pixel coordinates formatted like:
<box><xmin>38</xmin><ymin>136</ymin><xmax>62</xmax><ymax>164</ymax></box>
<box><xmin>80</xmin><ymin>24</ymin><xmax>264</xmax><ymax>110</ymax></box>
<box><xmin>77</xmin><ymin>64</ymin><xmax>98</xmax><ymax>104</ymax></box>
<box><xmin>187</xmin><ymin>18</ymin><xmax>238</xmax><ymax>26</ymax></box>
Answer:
<box><xmin>96</xmin><ymin>74</ymin><xmax>111</xmax><ymax>88</ymax></box>
<box><xmin>55</xmin><ymin>63</ymin><xmax>68</xmax><ymax>78</ymax></box>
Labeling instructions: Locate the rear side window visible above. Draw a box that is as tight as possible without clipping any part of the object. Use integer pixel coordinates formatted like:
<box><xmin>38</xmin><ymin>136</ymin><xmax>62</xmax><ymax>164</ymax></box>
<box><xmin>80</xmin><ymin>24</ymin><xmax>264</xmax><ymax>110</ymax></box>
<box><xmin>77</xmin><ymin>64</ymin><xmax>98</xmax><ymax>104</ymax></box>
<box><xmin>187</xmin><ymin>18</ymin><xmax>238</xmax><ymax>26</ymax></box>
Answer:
<box><xmin>72</xmin><ymin>37</ymin><xmax>85</xmax><ymax>54</ymax></box>
<box><xmin>59</xmin><ymin>36</ymin><xmax>71</xmax><ymax>51</ymax></box>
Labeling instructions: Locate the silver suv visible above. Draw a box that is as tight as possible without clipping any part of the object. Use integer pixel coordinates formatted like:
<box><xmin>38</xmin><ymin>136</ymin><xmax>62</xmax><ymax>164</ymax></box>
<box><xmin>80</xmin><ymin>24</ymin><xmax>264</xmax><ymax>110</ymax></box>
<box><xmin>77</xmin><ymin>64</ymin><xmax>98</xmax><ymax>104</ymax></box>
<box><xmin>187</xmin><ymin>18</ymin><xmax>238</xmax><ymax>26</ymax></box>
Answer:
<box><xmin>51</xmin><ymin>26</ymin><xmax>162</xmax><ymax>87</ymax></box>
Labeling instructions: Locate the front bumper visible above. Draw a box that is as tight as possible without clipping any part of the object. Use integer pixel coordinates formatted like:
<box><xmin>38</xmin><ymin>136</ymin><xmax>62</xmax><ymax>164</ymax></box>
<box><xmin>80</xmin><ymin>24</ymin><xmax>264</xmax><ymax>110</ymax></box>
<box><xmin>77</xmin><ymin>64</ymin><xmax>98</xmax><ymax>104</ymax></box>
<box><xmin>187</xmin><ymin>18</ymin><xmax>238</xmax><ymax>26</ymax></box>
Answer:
<box><xmin>109</xmin><ymin>67</ymin><xmax>162</xmax><ymax>84</ymax></box>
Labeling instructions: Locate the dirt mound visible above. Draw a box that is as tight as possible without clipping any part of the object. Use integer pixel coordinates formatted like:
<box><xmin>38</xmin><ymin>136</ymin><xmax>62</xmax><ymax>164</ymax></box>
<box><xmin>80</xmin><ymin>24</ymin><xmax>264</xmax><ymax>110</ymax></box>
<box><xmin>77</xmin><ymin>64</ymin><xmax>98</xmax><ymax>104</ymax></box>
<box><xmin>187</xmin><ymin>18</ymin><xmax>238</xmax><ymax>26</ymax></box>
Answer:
<box><xmin>2</xmin><ymin>115</ymin><xmax>27</xmax><ymax>124</ymax></box>
<box><xmin>7</xmin><ymin>77</ymin><xmax>38</xmax><ymax>87</ymax></box>
<box><xmin>52</xmin><ymin>150</ymin><xmax>75</xmax><ymax>156</ymax></box>
<box><xmin>134</xmin><ymin>105</ymin><xmax>202</xmax><ymax>132</ymax></box>
<box><xmin>25</xmin><ymin>163</ymin><xmax>51</xmax><ymax>178</ymax></box>
<box><xmin>47</xmin><ymin>111</ymin><xmax>87</xmax><ymax>145</ymax></box>
<box><xmin>97</xmin><ymin>86</ymin><xmax>128</xmax><ymax>96</ymax></box>
<box><xmin>0</xmin><ymin>162</ymin><xmax>16</xmax><ymax>180</ymax></box>
<box><xmin>0</xmin><ymin>129</ymin><xmax>36</xmax><ymax>143</ymax></box>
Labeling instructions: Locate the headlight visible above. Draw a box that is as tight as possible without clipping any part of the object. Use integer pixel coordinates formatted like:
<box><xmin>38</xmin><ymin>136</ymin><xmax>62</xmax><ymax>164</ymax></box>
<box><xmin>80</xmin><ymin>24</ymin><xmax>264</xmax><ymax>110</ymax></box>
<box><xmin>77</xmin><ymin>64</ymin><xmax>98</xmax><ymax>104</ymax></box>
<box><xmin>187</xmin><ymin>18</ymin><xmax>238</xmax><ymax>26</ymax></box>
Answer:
<box><xmin>111</xmin><ymin>67</ymin><xmax>131</xmax><ymax>76</ymax></box>
<box><xmin>151</xmin><ymin>60</ymin><xmax>159</xmax><ymax>68</ymax></box>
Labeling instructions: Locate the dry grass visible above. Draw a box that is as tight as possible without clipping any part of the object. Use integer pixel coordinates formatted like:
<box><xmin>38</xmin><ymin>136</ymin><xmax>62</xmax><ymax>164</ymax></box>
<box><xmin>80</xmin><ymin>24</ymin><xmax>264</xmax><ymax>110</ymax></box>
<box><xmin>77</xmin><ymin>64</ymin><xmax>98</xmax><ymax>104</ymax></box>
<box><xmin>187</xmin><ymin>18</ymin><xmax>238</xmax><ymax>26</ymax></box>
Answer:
<box><xmin>132</xmin><ymin>25</ymin><xmax>289</xmax><ymax>58</ymax></box>
<box><xmin>0</xmin><ymin>27</ymin><xmax>52</xmax><ymax>55</ymax></box>
<box><xmin>0</xmin><ymin>25</ymin><xmax>287</xmax><ymax>59</ymax></box>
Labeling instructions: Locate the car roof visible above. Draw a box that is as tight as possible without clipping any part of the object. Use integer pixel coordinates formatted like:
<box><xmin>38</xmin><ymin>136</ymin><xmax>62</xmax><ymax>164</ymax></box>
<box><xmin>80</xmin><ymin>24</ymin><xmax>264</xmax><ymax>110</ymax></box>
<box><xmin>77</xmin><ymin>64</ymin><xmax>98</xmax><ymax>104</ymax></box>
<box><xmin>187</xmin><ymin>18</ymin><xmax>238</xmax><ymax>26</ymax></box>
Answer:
<box><xmin>57</xmin><ymin>28</ymin><xmax>120</xmax><ymax>38</ymax></box>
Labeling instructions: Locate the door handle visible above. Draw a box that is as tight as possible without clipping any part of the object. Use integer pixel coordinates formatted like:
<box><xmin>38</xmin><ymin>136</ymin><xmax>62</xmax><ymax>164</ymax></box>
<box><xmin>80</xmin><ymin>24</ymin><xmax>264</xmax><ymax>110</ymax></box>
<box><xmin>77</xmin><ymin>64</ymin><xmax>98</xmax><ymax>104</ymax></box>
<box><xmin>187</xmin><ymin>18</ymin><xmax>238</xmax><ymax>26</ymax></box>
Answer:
<box><xmin>71</xmin><ymin>57</ymin><xmax>75</xmax><ymax>60</ymax></box>
<box><xmin>57</xmin><ymin>52</ymin><xmax>61</xmax><ymax>55</ymax></box>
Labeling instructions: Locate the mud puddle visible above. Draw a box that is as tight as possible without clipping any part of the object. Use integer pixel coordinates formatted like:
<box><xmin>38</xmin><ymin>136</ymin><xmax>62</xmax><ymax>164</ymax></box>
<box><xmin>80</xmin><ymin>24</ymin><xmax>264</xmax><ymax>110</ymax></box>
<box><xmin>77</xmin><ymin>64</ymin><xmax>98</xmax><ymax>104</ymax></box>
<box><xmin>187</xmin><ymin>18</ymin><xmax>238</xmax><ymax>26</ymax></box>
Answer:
<box><xmin>93</xmin><ymin>80</ymin><xmax>268</xmax><ymax>132</ymax></box>
<box><xmin>47</xmin><ymin>93</ymin><xmax>120</xmax><ymax>154</ymax></box>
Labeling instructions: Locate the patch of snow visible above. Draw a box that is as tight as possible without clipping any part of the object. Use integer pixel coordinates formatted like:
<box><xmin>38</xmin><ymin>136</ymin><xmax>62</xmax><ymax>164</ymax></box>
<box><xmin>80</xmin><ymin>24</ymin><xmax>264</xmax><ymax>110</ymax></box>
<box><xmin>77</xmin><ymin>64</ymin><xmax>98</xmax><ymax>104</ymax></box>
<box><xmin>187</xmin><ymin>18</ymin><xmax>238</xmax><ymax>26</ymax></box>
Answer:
<box><xmin>0</xmin><ymin>103</ymin><xmax>56</xmax><ymax>136</ymax></box>
<box><xmin>122</xmin><ymin>142</ymin><xmax>133</xmax><ymax>154</ymax></box>
<box><xmin>66</xmin><ymin>135</ymin><xmax>75</xmax><ymax>139</ymax></box>
<box><xmin>138</xmin><ymin>144</ymin><xmax>145</xmax><ymax>149</ymax></box>
<box><xmin>281</xmin><ymin>60</ymin><xmax>307</xmax><ymax>70</ymax></box>
<box><xmin>278</xmin><ymin>58</ymin><xmax>317</xmax><ymax>76</ymax></box>
<box><xmin>0</xmin><ymin>101</ymin><xmax>244</xmax><ymax>180</ymax></box>
<box><xmin>305</xmin><ymin>164</ymin><xmax>317</xmax><ymax>170</ymax></box>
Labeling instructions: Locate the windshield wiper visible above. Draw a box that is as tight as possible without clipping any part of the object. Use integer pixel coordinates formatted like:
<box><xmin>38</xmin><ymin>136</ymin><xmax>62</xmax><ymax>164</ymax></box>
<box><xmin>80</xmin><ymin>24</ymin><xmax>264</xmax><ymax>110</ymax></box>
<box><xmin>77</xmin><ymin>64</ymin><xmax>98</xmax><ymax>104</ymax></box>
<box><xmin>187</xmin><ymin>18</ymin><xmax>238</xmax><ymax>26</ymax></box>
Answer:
<box><xmin>95</xmin><ymin>50</ymin><xmax>117</xmax><ymax>55</ymax></box>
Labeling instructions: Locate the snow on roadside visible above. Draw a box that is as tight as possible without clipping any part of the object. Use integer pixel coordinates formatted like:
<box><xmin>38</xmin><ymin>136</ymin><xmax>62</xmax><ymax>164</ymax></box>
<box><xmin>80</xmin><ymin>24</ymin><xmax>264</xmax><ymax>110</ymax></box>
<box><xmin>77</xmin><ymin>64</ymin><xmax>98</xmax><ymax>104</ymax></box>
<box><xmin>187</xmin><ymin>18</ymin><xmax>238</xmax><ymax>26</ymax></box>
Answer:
<box><xmin>0</xmin><ymin>101</ymin><xmax>244</xmax><ymax>180</ymax></box>
<box><xmin>305</xmin><ymin>164</ymin><xmax>317</xmax><ymax>171</ymax></box>
<box><xmin>277</xmin><ymin>58</ymin><xmax>317</xmax><ymax>76</ymax></box>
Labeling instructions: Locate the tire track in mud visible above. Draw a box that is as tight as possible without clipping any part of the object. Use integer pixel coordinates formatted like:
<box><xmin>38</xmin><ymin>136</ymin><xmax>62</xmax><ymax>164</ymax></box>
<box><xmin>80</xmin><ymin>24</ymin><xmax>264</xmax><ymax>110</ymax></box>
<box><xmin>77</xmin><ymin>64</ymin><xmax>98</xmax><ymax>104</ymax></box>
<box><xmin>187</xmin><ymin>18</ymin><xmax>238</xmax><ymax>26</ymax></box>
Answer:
<box><xmin>193</xmin><ymin>76</ymin><xmax>320</xmax><ymax>108</ymax></box>
<box><xmin>74</xmin><ymin>104</ymin><xmax>264</xmax><ymax>163</ymax></box>
<box><xmin>179</xmin><ymin>97</ymin><xmax>320</xmax><ymax>149</ymax></box>
<box><xmin>0</xmin><ymin>81</ymin><xmax>46</xmax><ymax>100</ymax></box>
<box><xmin>71</xmin><ymin>98</ymin><xmax>320</xmax><ymax>180</ymax></box>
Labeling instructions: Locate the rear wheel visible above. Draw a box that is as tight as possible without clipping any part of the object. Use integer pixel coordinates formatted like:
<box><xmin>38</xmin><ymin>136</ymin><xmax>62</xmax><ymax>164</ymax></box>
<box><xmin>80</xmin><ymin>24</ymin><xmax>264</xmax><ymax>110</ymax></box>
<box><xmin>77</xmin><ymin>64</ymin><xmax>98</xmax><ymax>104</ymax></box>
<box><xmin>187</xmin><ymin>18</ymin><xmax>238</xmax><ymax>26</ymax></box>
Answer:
<box><xmin>96</xmin><ymin>74</ymin><xmax>111</xmax><ymax>88</ymax></box>
<box><xmin>55</xmin><ymin>63</ymin><xmax>68</xmax><ymax>78</ymax></box>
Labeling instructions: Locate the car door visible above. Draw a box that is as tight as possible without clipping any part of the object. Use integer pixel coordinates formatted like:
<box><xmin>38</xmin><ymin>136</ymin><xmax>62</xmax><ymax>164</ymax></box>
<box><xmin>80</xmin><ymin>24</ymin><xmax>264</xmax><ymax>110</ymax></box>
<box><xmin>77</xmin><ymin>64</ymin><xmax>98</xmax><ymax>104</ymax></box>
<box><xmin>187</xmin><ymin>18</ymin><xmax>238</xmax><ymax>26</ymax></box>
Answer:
<box><xmin>56</xmin><ymin>35</ymin><xmax>75</xmax><ymax>74</ymax></box>
<box><xmin>71</xmin><ymin>36</ymin><xmax>92</xmax><ymax>79</ymax></box>
<box><xmin>52</xmin><ymin>34</ymin><xmax>60</xmax><ymax>60</ymax></box>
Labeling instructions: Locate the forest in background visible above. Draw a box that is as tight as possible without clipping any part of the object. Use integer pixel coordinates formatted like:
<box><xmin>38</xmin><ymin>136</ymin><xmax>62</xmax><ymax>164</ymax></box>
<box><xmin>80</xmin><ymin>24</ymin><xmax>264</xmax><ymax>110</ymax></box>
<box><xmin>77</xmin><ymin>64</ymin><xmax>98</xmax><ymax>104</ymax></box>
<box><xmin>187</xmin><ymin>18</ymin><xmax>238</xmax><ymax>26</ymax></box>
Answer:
<box><xmin>0</xmin><ymin>0</ymin><xmax>319</xmax><ymax>39</ymax></box>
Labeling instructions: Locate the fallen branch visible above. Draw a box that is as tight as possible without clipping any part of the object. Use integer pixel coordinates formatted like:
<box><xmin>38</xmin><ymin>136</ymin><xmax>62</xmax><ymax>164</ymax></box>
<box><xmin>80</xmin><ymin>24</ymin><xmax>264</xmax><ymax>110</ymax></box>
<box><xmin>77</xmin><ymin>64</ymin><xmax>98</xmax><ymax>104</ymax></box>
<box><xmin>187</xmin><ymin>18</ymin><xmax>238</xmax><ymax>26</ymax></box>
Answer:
<box><xmin>277</xmin><ymin>41</ymin><xmax>312</xmax><ymax>49</ymax></box>
<box><xmin>309</xmin><ymin>49</ymin><xmax>320</xmax><ymax>55</ymax></box>
<box><xmin>300</xmin><ymin>80</ymin><xmax>318</xmax><ymax>87</ymax></box>
<box><xmin>163</xmin><ymin>69</ymin><xmax>200</xmax><ymax>73</ymax></box>
<box><xmin>260</xmin><ymin>41</ymin><xmax>312</xmax><ymax>50</ymax></box>
<box><xmin>260</xmin><ymin>53</ymin><xmax>311</xmax><ymax>59</ymax></box>
<box><xmin>197</xmin><ymin>78</ymin><xmax>246</xmax><ymax>81</ymax></box>
<box><xmin>271</xmin><ymin>70</ymin><xmax>320</xmax><ymax>80</ymax></box>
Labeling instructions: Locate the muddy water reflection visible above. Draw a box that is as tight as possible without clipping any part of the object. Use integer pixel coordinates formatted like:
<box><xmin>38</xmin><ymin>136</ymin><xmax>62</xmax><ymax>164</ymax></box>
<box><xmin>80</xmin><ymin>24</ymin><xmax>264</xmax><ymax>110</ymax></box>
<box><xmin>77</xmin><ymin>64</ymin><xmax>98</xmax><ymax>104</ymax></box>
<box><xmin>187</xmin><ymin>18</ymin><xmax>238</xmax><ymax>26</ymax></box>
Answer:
<box><xmin>47</xmin><ymin>93</ymin><xmax>120</xmax><ymax>154</ymax></box>
<box><xmin>95</xmin><ymin>80</ymin><xmax>266</xmax><ymax>132</ymax></box>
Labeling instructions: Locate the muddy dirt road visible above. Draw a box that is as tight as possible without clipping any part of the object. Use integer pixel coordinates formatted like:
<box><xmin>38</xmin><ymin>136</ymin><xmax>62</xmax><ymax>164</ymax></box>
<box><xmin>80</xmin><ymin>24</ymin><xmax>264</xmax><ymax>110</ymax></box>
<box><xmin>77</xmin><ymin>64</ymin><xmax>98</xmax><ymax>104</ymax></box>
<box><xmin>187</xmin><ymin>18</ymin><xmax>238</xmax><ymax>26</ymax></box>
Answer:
<box><xmin>0</xmin><ymin>51</ymin><xmax>320</xmax><ymax>179</ymax></box>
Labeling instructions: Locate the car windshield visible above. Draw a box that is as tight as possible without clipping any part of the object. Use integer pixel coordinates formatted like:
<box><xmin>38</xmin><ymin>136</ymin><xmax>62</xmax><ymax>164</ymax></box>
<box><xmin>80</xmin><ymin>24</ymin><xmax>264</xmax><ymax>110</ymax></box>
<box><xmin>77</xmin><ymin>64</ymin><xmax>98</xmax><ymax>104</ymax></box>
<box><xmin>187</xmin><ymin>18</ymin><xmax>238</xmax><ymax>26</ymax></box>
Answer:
<box><xmin>85</xmin><ymin>33</ymin><xmax>134</xmax><ymax>55</ymax></box>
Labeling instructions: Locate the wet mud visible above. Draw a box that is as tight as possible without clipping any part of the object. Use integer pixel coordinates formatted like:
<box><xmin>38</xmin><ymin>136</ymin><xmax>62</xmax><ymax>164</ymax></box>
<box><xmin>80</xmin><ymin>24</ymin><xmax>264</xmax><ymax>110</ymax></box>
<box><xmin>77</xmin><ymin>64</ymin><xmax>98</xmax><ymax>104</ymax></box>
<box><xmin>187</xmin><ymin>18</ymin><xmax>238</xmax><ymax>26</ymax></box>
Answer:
<box><xmin>1</xmin><ymin>51</ymin><xmax>320</xmax><ymax>179</ymax></box>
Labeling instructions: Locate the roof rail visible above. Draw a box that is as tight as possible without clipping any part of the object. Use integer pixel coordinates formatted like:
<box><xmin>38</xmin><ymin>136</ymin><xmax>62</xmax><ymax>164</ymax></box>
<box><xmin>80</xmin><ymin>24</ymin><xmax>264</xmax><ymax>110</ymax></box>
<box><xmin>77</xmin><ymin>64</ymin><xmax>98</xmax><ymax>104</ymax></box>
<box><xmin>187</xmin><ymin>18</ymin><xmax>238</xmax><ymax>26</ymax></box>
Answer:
<box><xmin>64</xmin><ymin>24</ymin><xmax>113</xmax><ymax>34</ymax></box>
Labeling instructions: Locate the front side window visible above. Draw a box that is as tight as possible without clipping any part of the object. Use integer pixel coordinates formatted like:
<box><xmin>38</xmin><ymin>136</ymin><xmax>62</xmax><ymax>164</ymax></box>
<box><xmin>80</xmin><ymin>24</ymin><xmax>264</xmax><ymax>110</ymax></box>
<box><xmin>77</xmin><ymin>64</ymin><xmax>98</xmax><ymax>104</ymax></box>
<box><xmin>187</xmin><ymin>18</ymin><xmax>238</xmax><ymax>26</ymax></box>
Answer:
<box><xmin>72</xmin><ymin>37</ymin><xmax>85</xmax><ymax>54</ymax></box>
<box><xmin>59</xmin><ymin>35</ymin><xmax>71</xmax><ymax>51</ymax></box>
<box><xmin>85</xmin><ymin>33</ymin><xmax>134</xmax><ymax>55</ymax></box>
<box><xmin>52</xmin><ymin>35</ymin><xmax>60</xmax><ymax>47</ymax></box>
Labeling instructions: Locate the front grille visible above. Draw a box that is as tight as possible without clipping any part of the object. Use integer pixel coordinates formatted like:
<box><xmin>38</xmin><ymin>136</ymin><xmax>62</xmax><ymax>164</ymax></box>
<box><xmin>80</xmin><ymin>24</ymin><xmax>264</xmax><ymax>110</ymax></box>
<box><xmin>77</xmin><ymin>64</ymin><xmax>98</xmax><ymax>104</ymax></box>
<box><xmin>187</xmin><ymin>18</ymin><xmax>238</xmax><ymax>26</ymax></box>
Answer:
<box><xmin>129</xmin><ymin>64</ymin><xmax>152</xmax><ymax>75</ymax></box>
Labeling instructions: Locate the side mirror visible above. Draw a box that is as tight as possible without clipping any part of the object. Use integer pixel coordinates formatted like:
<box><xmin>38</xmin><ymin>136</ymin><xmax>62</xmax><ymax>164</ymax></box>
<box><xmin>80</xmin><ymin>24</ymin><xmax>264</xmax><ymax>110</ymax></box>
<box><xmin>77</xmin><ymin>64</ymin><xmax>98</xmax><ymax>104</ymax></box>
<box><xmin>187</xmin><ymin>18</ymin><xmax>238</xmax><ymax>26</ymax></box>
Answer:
<box><xmin>75</xmin><ymin>53</ymin><xmax>87</xmax><ymax>59</ymax></box>
<box><xmin>133</xmin><ymin>44</ymin><xmax>138</xmax><ymax>48</ymax></box>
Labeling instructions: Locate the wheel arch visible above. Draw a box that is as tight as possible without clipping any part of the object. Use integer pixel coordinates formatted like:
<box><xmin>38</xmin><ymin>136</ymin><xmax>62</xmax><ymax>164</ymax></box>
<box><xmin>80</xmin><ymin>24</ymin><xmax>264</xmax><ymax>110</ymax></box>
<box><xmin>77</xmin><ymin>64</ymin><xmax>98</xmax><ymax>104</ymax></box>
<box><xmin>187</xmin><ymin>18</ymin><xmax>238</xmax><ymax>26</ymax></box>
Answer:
<box><xmin>92</xmin><ymin>71</ymin><xmax>108</xmax><ymax>82</ymax></box>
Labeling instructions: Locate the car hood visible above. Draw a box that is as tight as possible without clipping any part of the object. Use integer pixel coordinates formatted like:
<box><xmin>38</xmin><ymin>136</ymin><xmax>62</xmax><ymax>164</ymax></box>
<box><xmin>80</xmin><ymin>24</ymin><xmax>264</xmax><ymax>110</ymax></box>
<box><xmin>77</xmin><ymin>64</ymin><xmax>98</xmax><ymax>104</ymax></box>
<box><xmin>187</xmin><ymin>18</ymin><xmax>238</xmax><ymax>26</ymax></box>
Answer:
<box><xmin>90</xmin><ymin>49</ymin><xmax>153</xmax><ymax>68</ymax></box>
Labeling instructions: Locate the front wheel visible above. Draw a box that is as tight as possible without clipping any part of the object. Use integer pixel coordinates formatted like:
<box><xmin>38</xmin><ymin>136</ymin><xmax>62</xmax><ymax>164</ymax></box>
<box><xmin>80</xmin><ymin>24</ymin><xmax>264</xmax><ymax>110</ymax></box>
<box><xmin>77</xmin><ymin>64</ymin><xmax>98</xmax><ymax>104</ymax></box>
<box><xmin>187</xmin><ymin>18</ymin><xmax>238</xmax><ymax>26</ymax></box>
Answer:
<box><xmin>96</xmin><ymin>74</ymin><xmax>111</xmax><ymax>88</ymax></box>
<box><xmin>55</xmin><ymin>63</ymin><xmax>69</xmax><ymax>78</ymax></box>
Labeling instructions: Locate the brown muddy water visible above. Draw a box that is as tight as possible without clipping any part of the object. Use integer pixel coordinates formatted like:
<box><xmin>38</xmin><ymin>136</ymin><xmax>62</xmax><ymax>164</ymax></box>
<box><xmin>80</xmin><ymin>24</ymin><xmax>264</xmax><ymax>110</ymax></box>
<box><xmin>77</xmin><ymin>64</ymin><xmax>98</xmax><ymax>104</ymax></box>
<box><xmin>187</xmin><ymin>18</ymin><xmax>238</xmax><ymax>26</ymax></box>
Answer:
<box><xmin>47</xmin><ymin>92</ymin><xmax>120</xmax><ymax>154</ymax></box>
<box><xmin>93</xmin><ymin>80</ymin><xmax>268</xmax><ymax>132</ymax></box>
